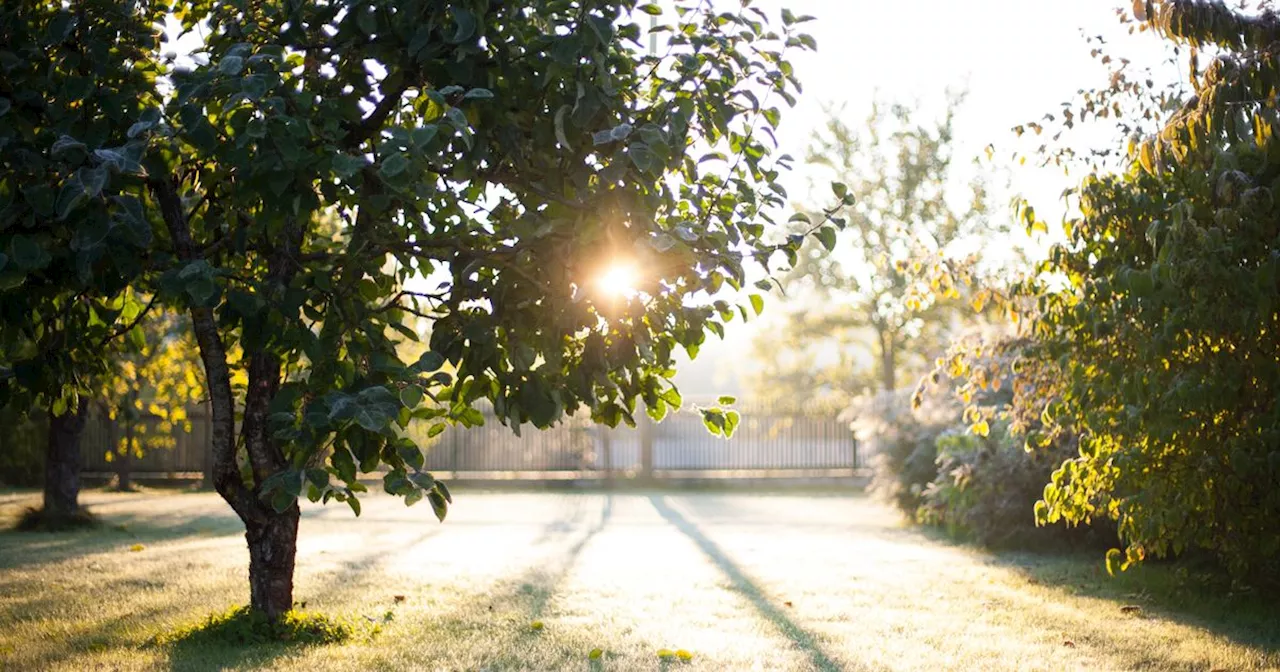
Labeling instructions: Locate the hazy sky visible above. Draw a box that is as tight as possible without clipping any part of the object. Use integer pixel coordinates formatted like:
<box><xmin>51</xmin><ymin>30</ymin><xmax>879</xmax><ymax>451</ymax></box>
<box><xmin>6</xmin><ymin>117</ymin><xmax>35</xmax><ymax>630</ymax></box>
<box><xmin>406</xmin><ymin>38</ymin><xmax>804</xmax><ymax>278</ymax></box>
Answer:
<box><xmin>675</xmin><ymin>0</ymin><xmax>1178</xmax><ymax>398</ymax></box>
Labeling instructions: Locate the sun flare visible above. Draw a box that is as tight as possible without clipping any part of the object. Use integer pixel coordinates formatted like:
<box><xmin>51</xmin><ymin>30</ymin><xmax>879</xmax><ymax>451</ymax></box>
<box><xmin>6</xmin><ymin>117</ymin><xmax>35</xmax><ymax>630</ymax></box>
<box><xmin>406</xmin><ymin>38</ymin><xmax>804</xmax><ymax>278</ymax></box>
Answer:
<box><xmin>597</xmin><ymin>263</ymin><xmax>639</xmax><ymax>298</ymax></box>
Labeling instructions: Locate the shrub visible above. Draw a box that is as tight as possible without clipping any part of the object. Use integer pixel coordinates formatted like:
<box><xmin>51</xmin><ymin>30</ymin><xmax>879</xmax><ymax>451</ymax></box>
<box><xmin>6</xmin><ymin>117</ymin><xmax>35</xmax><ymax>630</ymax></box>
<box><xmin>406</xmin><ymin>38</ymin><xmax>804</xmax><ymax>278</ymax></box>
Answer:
<box><xmin>918</xmin><ymin>421</ymin><xmax>1111</xmax><ymax>549</ymax></box>
<box><xmin>853</xmin><ymin>389</ymin><xmax>958</xmax><ymax>515</ymax></box>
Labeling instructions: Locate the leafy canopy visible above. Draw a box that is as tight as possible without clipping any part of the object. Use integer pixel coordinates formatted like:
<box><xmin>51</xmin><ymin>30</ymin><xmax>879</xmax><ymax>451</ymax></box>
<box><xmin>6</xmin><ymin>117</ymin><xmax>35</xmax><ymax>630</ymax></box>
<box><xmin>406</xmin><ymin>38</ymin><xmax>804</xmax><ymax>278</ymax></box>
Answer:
<box><xmin>0</xmin><ymin>1</ymin><xmax>827</xmax><ymax>520</ymax></box>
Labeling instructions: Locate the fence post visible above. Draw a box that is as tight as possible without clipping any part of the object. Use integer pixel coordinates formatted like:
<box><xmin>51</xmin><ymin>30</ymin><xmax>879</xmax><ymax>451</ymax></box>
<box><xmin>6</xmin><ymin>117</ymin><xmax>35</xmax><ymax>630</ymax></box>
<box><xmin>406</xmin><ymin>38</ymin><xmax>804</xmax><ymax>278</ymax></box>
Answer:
<box><xmin>639</xmin><ymin>414</ymin><xmax>654</xmax><ymax>481</ymax></box>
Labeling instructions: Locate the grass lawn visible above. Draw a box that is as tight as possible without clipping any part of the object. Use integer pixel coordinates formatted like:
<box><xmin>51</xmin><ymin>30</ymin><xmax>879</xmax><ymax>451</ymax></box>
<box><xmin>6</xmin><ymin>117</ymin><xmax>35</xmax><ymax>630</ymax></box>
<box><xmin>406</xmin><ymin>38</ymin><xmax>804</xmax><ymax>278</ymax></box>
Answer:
<box><xmin>0</xmin><ymin>489</ymin><xmax>1276</xmax><ymax>671</ymax></box>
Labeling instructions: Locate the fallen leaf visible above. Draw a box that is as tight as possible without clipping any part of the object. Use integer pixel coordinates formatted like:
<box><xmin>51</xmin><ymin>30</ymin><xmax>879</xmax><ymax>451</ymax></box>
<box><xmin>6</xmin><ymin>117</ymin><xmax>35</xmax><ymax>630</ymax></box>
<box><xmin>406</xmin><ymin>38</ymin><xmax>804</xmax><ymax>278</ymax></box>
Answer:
<box><xmin>676</xmin><ymin>649</ymin><xmax>694</xmax><ymax>661</ymax></box>
<box><xmin>1062</xmin><ymin>640</ymin><xmax>1076</xmax><ymax>648</ymax></box>
<box><xmin>128</xmin><ymin>544</ymin><xmax>144</xmax><ymax>552</ymax></box>
<box><xmin>1120</xmin><ymin>605</ymin><xmax>1142</xmax><ymax>614</ymax></box>
<box><xmin>784</xmin><ymin>601</ymin><xmax>793</xmax><ymax>607</ymax></box>
<box><xmin>657</xmin><ymin>648</ymin><xmax>675</xmax><ymax>660</ymax></box>
<box><xmin>530</xmin><ymin>620</ymin><xmax>544</xmax><ymax>631</ymax></box>
<box><xmin>393</xmin><ymin>595</ymin><xmax>406</xmax><ymax>603</ymax></box>
<box><xmin>588</xmin><ymin>648</ymin><xmax>604</xmax><ymax>660</ymax></box>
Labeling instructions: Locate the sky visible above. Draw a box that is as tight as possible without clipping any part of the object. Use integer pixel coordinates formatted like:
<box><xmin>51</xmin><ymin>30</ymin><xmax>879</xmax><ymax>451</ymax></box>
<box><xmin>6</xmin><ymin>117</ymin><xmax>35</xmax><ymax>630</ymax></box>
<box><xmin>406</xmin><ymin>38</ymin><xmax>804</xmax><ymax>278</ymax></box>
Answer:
<box><xmin>672</xmin><ymin>0</ymin><xmax>1179</xmax><ymax>399</ymax></box>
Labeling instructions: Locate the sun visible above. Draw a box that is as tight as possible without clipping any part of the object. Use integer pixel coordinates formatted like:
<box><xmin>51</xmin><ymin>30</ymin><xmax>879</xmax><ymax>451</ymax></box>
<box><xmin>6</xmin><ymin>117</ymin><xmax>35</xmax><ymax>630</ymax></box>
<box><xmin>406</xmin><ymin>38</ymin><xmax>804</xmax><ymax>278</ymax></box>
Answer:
<box><xmin>597</xmin><ymin>262</ymin><xmax>639</xmax><ymax>298</ymax></box>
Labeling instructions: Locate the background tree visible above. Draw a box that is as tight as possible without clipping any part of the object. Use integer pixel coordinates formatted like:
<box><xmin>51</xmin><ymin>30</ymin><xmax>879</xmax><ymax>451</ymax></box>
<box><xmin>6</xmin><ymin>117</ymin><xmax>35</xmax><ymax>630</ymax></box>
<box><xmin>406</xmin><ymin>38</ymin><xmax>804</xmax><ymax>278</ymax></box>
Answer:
<box><xmin>0</xmin><ymin>0</ymin><xmax>831</xmax><ymax>620</ymax></box>
<box><xmin>751</xmin><ymin>94</ymin><xmax>1010</xmax><ymax>407</ymax></box>
<box><xmin>0</xmin><ymin>0</ymin><xmax>160</xmax><ymax>527</ymax></box>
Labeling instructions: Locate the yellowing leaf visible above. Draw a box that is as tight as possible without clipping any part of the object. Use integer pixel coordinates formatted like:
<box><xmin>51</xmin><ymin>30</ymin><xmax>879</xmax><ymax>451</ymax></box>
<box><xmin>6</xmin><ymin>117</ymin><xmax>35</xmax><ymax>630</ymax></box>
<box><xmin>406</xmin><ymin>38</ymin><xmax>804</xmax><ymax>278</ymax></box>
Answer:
<box><xmin>128</xmin><ymin>544</ymin><xmax>145</xmax><ymax>552</ymax></box>
<box><xmin>588</xmin><ymin>648</ymin><xmax>604</xmax><ymax>660</ymax></box>
<box><xmin>971</xmin><ymin>420</ymin><xmax>990</xmax><ymax>437</ymax></box>
<box><xmin>530</xmin><ymin>620</ymin><xmax>544</xmax><ymax>631</ymax></box>
<box><xmin>657</xmin><ymin>649</ymin><xmax>675</xmax><ymax>659</ymax></box>
<box><xmin>676</xmin><ymin>649</ymin><xmax>694</xmax><ymax>661</ymax></box>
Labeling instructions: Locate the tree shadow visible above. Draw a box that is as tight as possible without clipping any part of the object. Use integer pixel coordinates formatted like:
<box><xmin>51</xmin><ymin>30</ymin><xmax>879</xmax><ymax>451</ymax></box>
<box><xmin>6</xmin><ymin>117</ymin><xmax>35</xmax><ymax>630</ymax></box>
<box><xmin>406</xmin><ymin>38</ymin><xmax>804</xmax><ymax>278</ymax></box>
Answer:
<box><xmin>647</xmin><ymin>495</ymin><xmax>846</xmax><ymax>672</ymax></box>
<box><xmin>0</xmin><ymin>510</ymin><xmax>242</xmax><ymax>571</ymax></box>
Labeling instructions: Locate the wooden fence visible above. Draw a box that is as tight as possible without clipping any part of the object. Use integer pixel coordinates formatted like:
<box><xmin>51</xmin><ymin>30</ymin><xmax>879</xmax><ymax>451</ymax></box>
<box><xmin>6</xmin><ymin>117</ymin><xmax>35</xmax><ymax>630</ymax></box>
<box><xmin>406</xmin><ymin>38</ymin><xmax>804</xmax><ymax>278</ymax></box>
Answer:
<box><xmin>80</xmin><ymin>401</ymin><xmax>858</xmax><ymax>481</ymax></box>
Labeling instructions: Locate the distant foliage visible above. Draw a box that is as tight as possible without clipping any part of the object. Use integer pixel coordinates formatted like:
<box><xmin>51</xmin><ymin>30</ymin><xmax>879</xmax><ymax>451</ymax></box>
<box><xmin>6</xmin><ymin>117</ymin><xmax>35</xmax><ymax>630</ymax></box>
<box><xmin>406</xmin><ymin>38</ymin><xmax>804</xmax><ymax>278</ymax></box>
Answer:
<box><xmin>94</xmin><ymin>307</ymin><xmax>205</xmax><ymax>461</ymax></box>
<box><xmin>750</xmin><ymin>94</ymin><xmax>1012</xmax><ymax>407</ymax></box>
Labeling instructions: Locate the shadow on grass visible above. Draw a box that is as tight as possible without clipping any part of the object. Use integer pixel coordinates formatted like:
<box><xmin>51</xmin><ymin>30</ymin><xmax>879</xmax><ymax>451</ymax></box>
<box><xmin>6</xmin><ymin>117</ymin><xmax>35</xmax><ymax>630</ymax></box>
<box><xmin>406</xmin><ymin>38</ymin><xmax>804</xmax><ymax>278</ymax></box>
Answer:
<box><xmin>991</xmin><ymin>548</ymin><xmax>1280</xmax><ymax>657</ymax></box>
<box><xmin>0</xmin><ymin>510</ymin><xmax>243</xmax><ymax>570</ymax></box>
<box><xmin>647</xmin><ymin>495</ymin><xmax>844</xmax><ymax>672</ymax></box>
<box><xmin>911</xmin><ymin>522</ymin><xmax>1280</xmax><ymax>666</ymax></box>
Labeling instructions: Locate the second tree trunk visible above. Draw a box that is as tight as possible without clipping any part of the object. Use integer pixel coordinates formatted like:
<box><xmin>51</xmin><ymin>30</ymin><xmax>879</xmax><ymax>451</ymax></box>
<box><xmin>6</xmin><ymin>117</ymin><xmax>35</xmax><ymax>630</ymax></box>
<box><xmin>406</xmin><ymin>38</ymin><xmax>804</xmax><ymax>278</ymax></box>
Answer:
<box><xmin>43</xmin><ymin>398</ymin><xmax>88</xmax><ymax>521</ymax></box>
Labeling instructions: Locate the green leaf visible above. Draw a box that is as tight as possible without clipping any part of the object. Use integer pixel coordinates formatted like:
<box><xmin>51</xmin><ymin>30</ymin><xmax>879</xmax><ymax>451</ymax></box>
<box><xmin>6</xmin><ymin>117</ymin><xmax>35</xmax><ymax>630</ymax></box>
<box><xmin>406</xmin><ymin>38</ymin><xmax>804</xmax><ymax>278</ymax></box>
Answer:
<box><xmin>411</xmin><ymin>125</ymin><xmax>438</xmax><ymax>149</ymax></box>
<box><xmin>10</xmin><ymin>234</ymin><xmax>51</xmax><ymax>271</ymax></box>
<box><xmin>450</xmin><ymin>8</ymin><xmax>477</xmax><ymax>43</ymax></box>
<box><xmin>218</xmin><ymin>55</ymin><xmax>245</xmax><ymax>76</ymax></box>
<box><xmin>378</xmin><ymin>152</ymin><xmax>409</xmax><ymax>179</ymax></box>
<box><xmin>305</xmin><ymin>468</ymin><xmax>330</xmax><ymax>489</ymax></box>
<box><xmin>554</xmin><ymin>105</ymin><xmax>573</xmax><ymax>151</ymax></box>
<box><xmin>185</xmin><ymin>277</ymin><xmax>217</xmax><ymax>304</ymax></box>
<box><xmin>401</xmin><ymin>385</ymin><xmax>424</xmax><ymax>409</ymax></box>
<box><xmin>428</xmin><ymin>490</ymin><xmax>448</xmax><ymax>521</ymax></box>
<box><xmin>717</xmin><ymin>395</ymin><xmax>736</xmax><ymax>405</ymax></box>
<box><xmin>639</xmin><ymin>4</ymin><xmax>662</xmax><ymax>15</ymax></box>
<box><xmin>50</xmin><ymin>135</ymin><xmax>86</xmax><ymax>159</ymax></box>
<box><xmin>723</xmin><ymin>410</ymin><xmax>741</xmax><ymax>438</ymax></box>
<box><xmin>463</xmin><ymin>88</ymin><xmax>494</xmax><ymax>100</ymax></box>
<box><xmin>78</xmin><ymin>165</ymin><xmax>107</xmax><ymax>198</ymax></box>
<box><xmin>22</xmin><ymin>184</ymin><xmax>55</xmax><ymax>217</ymax></box>
<box><xmin>748</xmin><ymin>294</ymin><xmax>764</xmax><ymax>316</ymax></box>
<box><xmin>269</xmin><ymin>489</ymin><xmax>297</xmax><ymax>513</ymax></box>
<box><xmin>427</xmin><ymin>423</ymin><xmax>446</xmax><ymax>438</ymax></box>
<box><xmin>815</xmin><ymin>226</ymin><xmax>837</xmax><ymax>252</ymax></box>
<box><xmin>413</xmin><ymin>351</ymin><xmax>445</xmax><ymax>372</ymax></box>
<box><xmin>347</xmin><ymin>495</ymin><xmax>362</xmax><ymax>517</ymax></box>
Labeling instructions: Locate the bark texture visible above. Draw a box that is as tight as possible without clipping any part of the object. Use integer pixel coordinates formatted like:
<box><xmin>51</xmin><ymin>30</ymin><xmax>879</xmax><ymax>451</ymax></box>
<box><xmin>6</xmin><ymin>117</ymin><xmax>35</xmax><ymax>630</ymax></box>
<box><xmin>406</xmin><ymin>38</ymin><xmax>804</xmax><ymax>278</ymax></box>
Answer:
<box><xmin>246</xmin><ymin>507</ymin><xmax>301</xmax><ymax>619</ymax></box>
<box><xmin>43</xmin><ymin>398</ymin><xmax>88</xmax><ymax>519</ymax></box>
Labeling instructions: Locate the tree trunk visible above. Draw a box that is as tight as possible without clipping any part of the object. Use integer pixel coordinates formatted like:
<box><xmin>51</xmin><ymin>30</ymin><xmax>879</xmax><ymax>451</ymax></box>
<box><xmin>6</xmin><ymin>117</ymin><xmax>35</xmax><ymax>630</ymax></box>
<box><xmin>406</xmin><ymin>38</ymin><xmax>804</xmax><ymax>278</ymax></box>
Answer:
<box><xmin>876</xmin><ymin>328</ymin><xmax>897</xmax><ymax>391</ymax></box>
<box><xmin>43</xmin><ymin>398</ymin><xmax>88</xmax><ymax>519</ymax></box>
<box><xmin>246</xmin><ymin>506</ymin><xmax>300</xmax><ymax>619</ymax></box>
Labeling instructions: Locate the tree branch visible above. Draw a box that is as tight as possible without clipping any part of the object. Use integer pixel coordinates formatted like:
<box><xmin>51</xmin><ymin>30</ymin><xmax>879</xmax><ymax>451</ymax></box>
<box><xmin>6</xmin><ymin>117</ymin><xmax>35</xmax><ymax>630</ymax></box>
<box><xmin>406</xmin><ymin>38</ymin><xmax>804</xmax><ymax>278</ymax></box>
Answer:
<box><xmin>150</xmin><ymin>175</ymin><xmax>267</xmax><ymax>525</ymax></box>
<box><xmin>98</xmin><ymin>292</ymin><xmax>159</xmax><ymax>347</ymax></box>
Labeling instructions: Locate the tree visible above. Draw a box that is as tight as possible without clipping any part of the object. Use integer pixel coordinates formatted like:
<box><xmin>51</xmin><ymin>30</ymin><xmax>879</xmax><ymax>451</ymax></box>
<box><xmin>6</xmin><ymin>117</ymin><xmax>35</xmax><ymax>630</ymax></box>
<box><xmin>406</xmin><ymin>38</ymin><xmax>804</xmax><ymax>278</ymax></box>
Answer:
<box><xmin>0</xmin><ymin>0</ymin><xmax>160</xmax><ymax>527</ymax></box>
<box><xmin>0</xmin><ymin>1</ymin><xmax>827</xmax><ymax>619</ymax></box>
<box><xmin>752</xmin><ymin>94</ymin><xmax>1008</xmax><ymax>406</ymax></box>
<box><xmin>950</xmin><ymin>0</ymin><xmax>1280</xmax><ymax>585</ymax></box>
